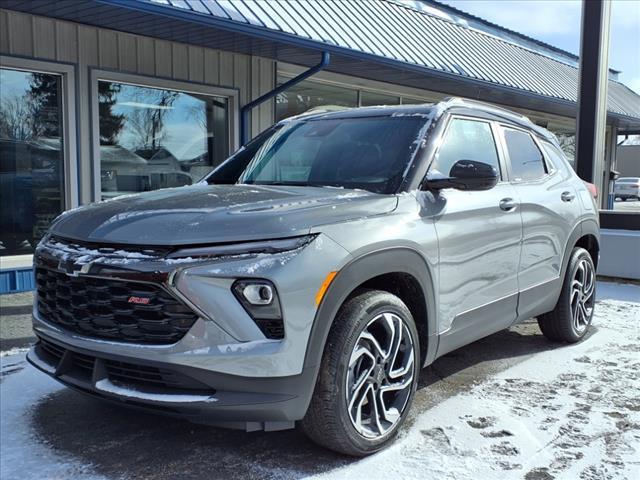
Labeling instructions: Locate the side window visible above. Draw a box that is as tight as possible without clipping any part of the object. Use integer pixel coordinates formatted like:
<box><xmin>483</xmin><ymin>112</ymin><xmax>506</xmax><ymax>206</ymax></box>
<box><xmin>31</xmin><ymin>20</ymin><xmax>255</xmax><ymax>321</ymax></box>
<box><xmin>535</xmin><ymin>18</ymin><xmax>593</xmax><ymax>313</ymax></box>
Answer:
<box><xmin>539</xmin><ymin>141</ymin><xmax>566</xmax><ymax>172</ymax></box>
<box><xmin>503</xmin><ymin>128</ymin><xmax>547</xmax><ymax>181</ymax></box>
<box><xmin>430</xmin><ymin>118</ymin><xmax>500</xmax><ymax>178</ymax></box>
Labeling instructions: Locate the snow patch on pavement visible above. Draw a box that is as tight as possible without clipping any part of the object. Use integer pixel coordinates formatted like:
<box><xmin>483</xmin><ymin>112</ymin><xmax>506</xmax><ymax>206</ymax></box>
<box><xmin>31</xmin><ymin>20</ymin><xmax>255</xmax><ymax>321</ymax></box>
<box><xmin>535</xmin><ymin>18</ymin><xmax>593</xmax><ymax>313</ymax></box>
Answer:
<box><xmin>313</xmin><ymin>295</ymin><xmax>640</xmax><ymax>480</ymax></box>
<box><xmin>1</xmin><ymin>282</ymin><xmax>638</xmax><ymax>480</ymax></box>
<box><xmin>0</xmin><ymin>354</ymin><xmax>106</xmax><ymax>480</ymax></box>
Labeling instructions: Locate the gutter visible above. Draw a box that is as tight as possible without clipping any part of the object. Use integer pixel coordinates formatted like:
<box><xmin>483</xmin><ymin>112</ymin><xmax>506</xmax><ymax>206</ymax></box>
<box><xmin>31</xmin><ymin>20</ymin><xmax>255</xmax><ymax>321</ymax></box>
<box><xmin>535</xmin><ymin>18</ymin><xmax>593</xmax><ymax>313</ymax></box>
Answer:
<box><xmin>240</xmin><ymin>52</ymin><xmax>330</xmax><ymax>145</ymax></box>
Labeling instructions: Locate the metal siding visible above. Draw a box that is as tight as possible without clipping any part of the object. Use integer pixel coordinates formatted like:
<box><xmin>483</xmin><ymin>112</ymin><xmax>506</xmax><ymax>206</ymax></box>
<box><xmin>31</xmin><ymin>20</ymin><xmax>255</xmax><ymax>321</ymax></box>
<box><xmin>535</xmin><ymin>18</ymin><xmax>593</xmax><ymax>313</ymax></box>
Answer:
<box><xmin>77</xmin><ymin>24</ymin><xmax>98</xmax><ymax>203</ymax></box>
<box><xmin>33</xmin><ymin>16</ymin><xmax>56</xmax><ymax>59</ymax></box>
<box><xmin>233</xmin><ymin>52</ymin><xmax>250</xmax><ymax>105</ymax></box>
<box><xmin>7</xmin><ymin>11</ymin><xmax>33</xmax><ymax>56</ymax></box>
<box><xmin>218</xmin><ymin>49</ymin><xmax>234</xmax><ymax>85</ymax></box>
<box><xmin>98</xmin><ymin>28</ymin><xmax>118</xmax><ymax>68</ymax></box>
<box><xmin>258</xmin><ymin>57</ymin><xmax>274</xmax><ymax>133</ymax></box>
<box><xmin>0</xmin><ymin>10</ymin><xmax>9</xmax><ymax>54</ymax></box>
<box><xmin>114</xmin><ymin>0</ymin><xmax>640</xmax><ymax>119</ymax></box>
<box><xmin>1</xmin><ymin>8</ymin><xmax>278</xmax><ymax>206</ymax></box>
<box><xmin>203</xmin><ymin>48</ymin><xmax>220</xmax><ymax>84</ymax></box>
<box><xmin>154</xmin><ymin>39</ymin><xmax>173</xmax><ymax>77</ymax></box>
<box><xmin>137</xmin><ymin>35</ymin><xmax>156</xmax><ymax>75</ymax></box>
<box><xmin>117</xmin><ymin>32</ymin><xmax>138</xmax><ymax>72</ymax></box>
<box><xmin>188</xmin><ymin>45</ymin><xmax>204</xmax><ymax>82</ymax></box>
<box><xmin>172</xmin><ymin>42</ymin><xmax>189</xmax><ymax>79</ymax></box>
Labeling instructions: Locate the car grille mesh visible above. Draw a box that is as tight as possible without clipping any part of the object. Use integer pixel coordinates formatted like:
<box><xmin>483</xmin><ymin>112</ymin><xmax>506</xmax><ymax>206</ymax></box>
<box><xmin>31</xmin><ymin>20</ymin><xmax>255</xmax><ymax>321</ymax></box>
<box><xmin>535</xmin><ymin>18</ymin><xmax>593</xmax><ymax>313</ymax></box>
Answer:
<box><xmin>37</xmin><ymin>336</ymin><xmax>211</xmax><ymax>391</ymax></box>
<box><xmin>36</xmin><ymin>266</ymin><xmax>199</xmax><ymax>344</ymax></box>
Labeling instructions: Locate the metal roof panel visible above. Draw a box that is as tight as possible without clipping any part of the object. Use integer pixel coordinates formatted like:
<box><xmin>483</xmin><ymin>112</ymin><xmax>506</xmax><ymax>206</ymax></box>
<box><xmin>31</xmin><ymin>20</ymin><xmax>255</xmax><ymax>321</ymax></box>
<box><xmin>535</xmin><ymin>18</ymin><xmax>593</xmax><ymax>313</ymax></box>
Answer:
<box><xmin>83</xmin><ymin>0</ymin><xmax>640</xmax><ymax>120</ymax></box>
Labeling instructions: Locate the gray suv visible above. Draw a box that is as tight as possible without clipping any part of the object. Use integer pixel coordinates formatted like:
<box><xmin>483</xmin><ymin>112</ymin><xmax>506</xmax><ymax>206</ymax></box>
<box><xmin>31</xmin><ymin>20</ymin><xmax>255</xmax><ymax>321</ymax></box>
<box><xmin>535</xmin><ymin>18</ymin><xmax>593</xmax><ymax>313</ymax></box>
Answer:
<box><xmin>28</xmin><ymin>98</ymin><xmax>599</xmax><ymax>456</ymax></box>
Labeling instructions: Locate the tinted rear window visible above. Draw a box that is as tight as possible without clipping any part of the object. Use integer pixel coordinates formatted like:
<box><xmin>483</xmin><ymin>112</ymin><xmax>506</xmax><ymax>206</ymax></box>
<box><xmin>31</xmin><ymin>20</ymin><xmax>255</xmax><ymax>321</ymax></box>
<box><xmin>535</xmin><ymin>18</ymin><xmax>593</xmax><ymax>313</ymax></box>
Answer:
<box><xmin>503</xmin><ymin>128</ymin><xmax>547</xmax><ymax>181</ymax></box>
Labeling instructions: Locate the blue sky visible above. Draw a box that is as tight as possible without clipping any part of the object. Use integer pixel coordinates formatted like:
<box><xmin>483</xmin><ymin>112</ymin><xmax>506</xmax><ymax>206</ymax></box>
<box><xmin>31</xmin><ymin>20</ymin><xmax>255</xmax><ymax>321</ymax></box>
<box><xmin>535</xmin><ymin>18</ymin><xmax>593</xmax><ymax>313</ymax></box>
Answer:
<box><xmin>440</xmin><ymin>0</ymin><xmax>640</xmax><ymax>94</ymax></box>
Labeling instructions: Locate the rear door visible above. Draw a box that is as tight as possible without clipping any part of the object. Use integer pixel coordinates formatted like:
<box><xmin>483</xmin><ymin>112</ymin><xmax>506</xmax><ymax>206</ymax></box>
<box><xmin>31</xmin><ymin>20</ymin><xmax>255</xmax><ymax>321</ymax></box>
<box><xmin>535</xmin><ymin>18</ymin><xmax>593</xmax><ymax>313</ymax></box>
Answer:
<box><xmin>499</xmin><ymin>127</ymin><xmax>580</xmax><ymax>319</ymax></box>
<box><xmin>430</xmin><ymin>116</ymin><xmax>522</xmax><ymax>353</ymax></box>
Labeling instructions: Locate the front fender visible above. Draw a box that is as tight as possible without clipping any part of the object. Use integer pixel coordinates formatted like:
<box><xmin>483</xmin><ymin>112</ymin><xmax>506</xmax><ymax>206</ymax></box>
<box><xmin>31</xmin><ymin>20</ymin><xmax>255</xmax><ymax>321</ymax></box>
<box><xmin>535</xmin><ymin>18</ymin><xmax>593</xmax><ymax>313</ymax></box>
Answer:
<box><xmin>303</xmin><ymin>247</ymin><xmax>439</xmax><ymax>374</ymax></box>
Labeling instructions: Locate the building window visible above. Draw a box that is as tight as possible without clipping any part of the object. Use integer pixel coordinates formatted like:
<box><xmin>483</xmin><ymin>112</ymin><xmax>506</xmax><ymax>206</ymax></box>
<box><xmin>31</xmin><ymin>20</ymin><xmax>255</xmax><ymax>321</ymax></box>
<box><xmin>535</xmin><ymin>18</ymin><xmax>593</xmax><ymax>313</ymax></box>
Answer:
<box><xmin>275</xmin><ymin>77</ymin><xmax>358</xmax><ymax>121</ymax></box>
<box><xmin>360</xmin><ymin>91</ymin><xmax>400</xmax><ymax>107</ymax></box>
<box><xmin>0</xmin><ymin>68</ymin><xmax>65</xmax><ymax>257</ymax></box>
<box><xmin>98</xmin><ymin>81</ymin><xmax>229</xmax><ymax>199</ymax></box>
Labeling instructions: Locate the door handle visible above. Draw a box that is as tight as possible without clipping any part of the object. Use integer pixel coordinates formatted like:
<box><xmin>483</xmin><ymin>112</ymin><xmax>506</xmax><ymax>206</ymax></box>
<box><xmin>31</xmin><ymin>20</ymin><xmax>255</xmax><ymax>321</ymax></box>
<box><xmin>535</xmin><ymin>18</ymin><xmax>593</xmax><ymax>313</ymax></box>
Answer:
<box><xmin>499</xmin><ymin>198</ymin><xmax>517</xmax><ymax>211</ymax></box>
<box><xmin>561</xmin><ymin>191</ymin><xmax>575</xmax><ymax>202</ymax></box>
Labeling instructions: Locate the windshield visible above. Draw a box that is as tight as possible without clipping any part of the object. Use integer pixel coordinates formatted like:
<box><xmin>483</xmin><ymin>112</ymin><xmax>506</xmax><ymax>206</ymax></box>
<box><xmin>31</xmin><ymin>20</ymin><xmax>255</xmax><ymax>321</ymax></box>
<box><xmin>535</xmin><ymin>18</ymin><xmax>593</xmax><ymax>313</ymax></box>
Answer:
<box><xmin>238</xmin><ymin>115</ymin><xmax>429</xmax><ymax>194</ymax></box>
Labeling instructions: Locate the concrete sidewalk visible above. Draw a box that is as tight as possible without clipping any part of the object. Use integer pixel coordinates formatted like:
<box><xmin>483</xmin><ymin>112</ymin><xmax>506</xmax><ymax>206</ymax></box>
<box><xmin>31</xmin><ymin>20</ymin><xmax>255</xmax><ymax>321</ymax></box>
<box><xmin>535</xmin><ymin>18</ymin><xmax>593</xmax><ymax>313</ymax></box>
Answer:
<box><xmin>0</xmin><ymin>291</ymin><xmax>35</xmax><ymax>352</ymax></box>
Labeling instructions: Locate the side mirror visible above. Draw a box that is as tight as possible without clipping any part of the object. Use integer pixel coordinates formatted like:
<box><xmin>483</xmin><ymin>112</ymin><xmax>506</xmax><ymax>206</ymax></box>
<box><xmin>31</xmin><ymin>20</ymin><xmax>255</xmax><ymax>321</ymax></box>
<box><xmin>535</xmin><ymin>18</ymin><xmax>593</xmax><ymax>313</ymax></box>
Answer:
<box><xmin>423</xmin><ymin>160</ymin><xmax>499</xmax><ymax>191</ymax></box>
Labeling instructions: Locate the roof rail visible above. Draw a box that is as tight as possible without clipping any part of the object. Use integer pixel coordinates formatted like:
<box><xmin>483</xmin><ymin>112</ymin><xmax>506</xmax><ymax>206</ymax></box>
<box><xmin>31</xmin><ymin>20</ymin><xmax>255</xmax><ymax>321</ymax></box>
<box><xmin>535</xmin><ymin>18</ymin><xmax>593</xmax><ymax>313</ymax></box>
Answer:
<box><xmin>439</xmin><ymin>97</ymin><xmax>530</xmax><ymax>122</ymax></box>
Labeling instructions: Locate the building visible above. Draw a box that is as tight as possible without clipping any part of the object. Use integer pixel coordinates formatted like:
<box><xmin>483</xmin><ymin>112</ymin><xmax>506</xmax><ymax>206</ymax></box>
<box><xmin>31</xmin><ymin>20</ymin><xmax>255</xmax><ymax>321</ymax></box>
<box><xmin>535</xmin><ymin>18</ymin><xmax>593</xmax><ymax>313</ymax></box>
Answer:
<box><xmin>1</xmin><ymin>0</ymin><xmax>639</xmax><ymax>292</ymax></box>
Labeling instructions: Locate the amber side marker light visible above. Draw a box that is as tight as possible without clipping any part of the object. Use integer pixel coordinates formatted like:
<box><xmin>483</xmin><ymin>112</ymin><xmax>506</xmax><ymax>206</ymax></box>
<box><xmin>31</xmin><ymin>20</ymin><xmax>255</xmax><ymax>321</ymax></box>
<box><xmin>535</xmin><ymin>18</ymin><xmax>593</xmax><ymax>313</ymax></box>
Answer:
<box><xmin>315</xmin><ymin>271</ymin><xmax>338</xmax><ymax>306</ymax></box>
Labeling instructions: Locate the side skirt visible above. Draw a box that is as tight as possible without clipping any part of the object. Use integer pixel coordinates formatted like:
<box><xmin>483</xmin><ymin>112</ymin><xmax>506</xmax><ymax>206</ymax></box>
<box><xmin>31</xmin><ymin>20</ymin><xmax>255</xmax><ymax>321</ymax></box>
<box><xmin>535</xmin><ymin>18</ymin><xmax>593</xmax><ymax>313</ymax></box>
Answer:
<box><xmin>435</xmin><ymin>293</ymin><xmax>518</xmax><ymax>358</ymax></box>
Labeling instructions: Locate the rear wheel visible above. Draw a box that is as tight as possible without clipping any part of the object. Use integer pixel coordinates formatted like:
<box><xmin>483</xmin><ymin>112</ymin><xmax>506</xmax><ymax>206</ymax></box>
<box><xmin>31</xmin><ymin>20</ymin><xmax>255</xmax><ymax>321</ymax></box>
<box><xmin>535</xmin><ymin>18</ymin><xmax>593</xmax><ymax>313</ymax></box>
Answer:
<box><xmin>538</xmin><ymin>247</ymin><xmax>596</xmax><ymax>343</ymax></box>
<box><xmin>301</xmin><ymin>289</ymin><xmax>419</xmax><ymax>456</ymax></box>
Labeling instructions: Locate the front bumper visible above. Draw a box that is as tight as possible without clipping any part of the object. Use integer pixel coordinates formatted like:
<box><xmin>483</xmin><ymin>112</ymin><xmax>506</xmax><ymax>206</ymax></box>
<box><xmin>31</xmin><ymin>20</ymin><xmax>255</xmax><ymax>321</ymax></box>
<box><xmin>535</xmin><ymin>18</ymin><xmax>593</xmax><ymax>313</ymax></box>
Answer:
<box><xmin>32</xmin><ymin>233</ymin><xmax>351</xmax><ymax>379</ymax></box>
<box><xmin>27</xmin><ymin>332</ymin><xmax>317</xmax><ymax>431</ymax></box>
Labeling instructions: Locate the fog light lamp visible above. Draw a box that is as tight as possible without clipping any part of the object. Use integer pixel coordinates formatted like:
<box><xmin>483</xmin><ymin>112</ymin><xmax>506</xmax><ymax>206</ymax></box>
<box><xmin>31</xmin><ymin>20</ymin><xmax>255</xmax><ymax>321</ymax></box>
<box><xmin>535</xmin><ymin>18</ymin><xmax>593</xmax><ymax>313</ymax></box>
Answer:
<box><xmin>242</xmin><ymin>284</ymin><xmax>274</xmax><ymax>305</ymax></box>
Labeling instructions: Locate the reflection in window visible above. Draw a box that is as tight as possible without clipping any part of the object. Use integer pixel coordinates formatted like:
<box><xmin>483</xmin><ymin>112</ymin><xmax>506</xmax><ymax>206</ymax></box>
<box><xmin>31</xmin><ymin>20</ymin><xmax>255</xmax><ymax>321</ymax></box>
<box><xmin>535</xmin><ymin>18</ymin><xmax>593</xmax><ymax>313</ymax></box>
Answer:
<box><xmin>503</xmin><ymin>128</ymin><xmax>547</xmax><ymax>181</ymax></box>
<box><xmin>0</xmin><ymin>68</ymin><xmax>64</xmax><ymax>257</ymax></box>
<box><xmin>275</xmin><ymin>77</ymin><xmax>358</xmax><ymax>121</ymax></box>
<box><xmin>98</xmin><ymin>81</ymin><xmax>229</xmax><ymax>199</ymax></box>
<box><xmin>360</xmin><ymin>91</ymin><xmax>400</xmax><ymax>107</ymax></box>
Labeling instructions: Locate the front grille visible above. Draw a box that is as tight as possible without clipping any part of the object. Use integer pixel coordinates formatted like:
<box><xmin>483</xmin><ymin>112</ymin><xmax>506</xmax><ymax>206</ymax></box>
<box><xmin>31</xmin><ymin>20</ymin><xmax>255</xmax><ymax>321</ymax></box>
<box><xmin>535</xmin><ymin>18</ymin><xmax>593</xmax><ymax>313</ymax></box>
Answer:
<box><xmin>37</xmin><ymin>336</ymin><xmax>212</xmax><ymax>392</ymax></box>
<box><xmin>36</xmin><ymin>266</ymin><xmax>199</xmax><ymax>345</ymax></box>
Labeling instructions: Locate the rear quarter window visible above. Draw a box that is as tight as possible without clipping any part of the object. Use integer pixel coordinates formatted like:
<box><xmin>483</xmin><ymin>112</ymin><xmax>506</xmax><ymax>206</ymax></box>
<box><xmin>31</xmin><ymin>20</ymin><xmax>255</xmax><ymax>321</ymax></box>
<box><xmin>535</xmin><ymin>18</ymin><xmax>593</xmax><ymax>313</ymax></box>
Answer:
<box><xmin>503</xmin><ymin>128</ymin><xmax>547</xmax><ymax>181</ymax></box>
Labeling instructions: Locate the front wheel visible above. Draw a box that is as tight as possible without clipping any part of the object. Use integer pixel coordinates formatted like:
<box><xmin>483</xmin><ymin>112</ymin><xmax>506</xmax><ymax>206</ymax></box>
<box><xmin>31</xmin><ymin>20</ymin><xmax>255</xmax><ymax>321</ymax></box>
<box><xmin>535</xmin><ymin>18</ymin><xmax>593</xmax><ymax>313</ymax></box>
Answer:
<box><xmin>538</xmin><ymin>247</ymin><xmax>596</xmax><ymax>343</ymax></box>
<box><xmin>301</xmin><ymin>289</ymin><xmax>420</xmax><ymax>456</ymax></box>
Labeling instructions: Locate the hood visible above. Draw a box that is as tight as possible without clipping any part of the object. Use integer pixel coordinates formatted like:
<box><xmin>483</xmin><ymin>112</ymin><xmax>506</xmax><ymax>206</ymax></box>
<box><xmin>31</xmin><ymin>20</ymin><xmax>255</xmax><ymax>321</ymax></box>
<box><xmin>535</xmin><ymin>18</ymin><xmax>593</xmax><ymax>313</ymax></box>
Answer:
<box><xmin>50</xmin><ymin>184</ymin><xmax>397</xmax><ymax>246</ymax></box>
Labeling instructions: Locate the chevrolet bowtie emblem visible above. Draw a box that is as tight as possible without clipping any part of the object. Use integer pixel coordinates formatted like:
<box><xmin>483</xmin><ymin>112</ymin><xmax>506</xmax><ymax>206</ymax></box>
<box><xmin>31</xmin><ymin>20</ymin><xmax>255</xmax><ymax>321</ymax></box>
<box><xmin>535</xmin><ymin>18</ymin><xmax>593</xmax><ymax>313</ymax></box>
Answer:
<box><xmin>58</xmin><ymin>259</ymin><xmax>93</xmax><ymax>276</ymax></box>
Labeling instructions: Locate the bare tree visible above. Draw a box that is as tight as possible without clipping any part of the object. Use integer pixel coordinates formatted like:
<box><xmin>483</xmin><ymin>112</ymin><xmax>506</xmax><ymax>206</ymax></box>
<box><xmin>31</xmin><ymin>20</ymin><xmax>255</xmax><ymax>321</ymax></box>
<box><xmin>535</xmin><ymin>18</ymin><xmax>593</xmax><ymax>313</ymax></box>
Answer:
<box><xmin>0</xmin><ymin>93</ymin><xmax>40</xmax><ymax>141</ymax></box>
<box><xmin>127</xmin><ymin>88</ymin><xmax>179</xmax><ymax>152</ymax></box>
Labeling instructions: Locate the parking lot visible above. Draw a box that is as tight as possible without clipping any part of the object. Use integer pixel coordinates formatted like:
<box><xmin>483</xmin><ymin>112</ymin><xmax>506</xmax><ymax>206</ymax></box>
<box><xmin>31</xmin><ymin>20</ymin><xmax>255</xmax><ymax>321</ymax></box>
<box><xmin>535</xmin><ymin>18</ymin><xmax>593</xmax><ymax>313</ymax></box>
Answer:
<box><xmin>1</xmin><ymin>281</ymin><xmax>639</xmax><ymax>480</ymax></box>
<box><xmin>613</xmin><ymin>198</ymin><xmax>640</xmax><ymax>212</ymax></box>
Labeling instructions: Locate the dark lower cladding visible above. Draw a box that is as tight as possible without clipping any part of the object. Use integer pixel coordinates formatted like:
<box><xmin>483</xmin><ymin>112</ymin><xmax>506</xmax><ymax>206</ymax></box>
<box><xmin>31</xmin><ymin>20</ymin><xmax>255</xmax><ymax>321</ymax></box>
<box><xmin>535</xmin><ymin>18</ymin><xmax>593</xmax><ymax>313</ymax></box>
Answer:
<box><xmin>27</xmin><ymin>333</ymin><xmax>318</xmax><ymax>432</ymax></box>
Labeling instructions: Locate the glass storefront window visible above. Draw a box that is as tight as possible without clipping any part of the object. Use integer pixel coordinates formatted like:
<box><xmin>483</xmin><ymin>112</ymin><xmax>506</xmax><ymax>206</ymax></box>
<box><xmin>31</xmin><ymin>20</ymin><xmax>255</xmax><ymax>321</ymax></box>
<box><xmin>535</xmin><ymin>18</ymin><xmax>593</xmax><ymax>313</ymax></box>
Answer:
<box><xmin>98</xmin><ymin>81</ymin><xmax>229</xmax><ymax>199</ymax></box>
<box><xmin>360</xmin><ymin>91</ymin><xmax>400</xmax><ymax>107</ymax></box>
<box><xmin>401</xmin><ymin>97</ymin><xmax>432</xmax><ymax>105</ymax></box>
<box><xmin>0</xmin><ymin>68</ymin><xmax>64</xmax><ymax>257</ymax></box>
<box><xmin>275</xmin><ymin>76</ymin><xmax>358</xmax><ymax>121</ymax></box>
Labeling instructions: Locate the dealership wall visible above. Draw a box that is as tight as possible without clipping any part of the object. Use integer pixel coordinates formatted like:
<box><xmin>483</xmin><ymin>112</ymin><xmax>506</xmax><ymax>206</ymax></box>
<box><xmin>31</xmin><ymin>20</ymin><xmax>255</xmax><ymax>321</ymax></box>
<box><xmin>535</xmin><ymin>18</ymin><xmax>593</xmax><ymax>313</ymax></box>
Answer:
<box><xmin>616</xmin><ymin>145</ymin><xmax>640</xmax><ymax>177</ymax></box>
<box><xmin>0</xmin><ymin>8</ymin><xmax>276</xmax><ymax>205</ymax></box>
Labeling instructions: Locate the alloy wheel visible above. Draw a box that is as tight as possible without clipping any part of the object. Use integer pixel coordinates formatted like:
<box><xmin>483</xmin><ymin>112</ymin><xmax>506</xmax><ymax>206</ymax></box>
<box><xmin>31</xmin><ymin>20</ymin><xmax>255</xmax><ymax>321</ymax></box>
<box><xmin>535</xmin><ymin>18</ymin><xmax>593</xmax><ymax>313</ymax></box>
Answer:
<box><xmin>345</xmin><ymin>312</ymin><xmax>415</xmax><ymax>439</ymax></box>
<box><xmin>570</xmin><ymin>258</ymin><xmax>595</xmax><ymax>334</ymax></box>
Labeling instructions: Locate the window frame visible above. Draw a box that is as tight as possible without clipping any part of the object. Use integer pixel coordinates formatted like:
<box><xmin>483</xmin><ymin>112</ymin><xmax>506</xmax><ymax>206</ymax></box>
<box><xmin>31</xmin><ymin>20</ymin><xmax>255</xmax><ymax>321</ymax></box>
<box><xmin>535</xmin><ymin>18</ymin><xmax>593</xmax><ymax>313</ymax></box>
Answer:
<box><xmin>498</xmin><ymin>123</ymin><xmax>555</xmax><ymax>184</ymax></box>
<box><xmin>428</xmin><ymin>114</ymin><xmax>506</xmax><ymax>182</ymax></box>
<box><xmin>90</xmin><ymin>69</ymin><xmax>239</xmax><ymax>202</ymax></box>
<box><xmin>0</xmin><ymin>55</ymin><xmax>77</xmax><ymax>267</ymax></box>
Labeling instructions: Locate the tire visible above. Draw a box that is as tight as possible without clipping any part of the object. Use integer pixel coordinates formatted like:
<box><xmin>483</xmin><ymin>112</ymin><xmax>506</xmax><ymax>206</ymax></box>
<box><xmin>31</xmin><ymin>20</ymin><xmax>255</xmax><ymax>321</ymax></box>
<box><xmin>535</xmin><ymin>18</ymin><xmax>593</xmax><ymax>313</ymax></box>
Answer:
<box><xmin>538</xmin><ymin>247</ymin><xmax>596</xmax><ymax>343</ymax></box>
<box><xmin>301</xmin><ymin>289</ymin><xmax>420</xmax><ymax>456</ymax></box>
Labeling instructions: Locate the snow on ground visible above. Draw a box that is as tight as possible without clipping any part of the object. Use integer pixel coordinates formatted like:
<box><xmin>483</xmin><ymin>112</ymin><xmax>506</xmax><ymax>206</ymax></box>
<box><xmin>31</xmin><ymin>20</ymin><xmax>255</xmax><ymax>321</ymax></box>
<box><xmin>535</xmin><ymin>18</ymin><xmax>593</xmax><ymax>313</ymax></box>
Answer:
<box><xmin>1</xmin><ymin>281</ymin><xmax>638</xmax><ymax>480</ymax></box>
<box><xmin>0</xmin><ymin>354</ymin><xmax>106</xmax><ymax>480</ymax></box>
<box><xmin>314</xmin><ymin>285</ymin><xmax>640</xmax><ymax>480</ymax></box>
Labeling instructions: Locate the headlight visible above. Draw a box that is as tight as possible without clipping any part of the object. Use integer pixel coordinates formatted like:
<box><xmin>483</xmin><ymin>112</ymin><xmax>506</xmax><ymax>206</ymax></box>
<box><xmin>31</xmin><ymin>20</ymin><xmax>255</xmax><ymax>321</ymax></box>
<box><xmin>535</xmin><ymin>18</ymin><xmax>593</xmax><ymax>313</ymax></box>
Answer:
<box><xmin>166</xmin><ymin>234</ymin><xmax>316</xmax><ymax>260</ymax></box>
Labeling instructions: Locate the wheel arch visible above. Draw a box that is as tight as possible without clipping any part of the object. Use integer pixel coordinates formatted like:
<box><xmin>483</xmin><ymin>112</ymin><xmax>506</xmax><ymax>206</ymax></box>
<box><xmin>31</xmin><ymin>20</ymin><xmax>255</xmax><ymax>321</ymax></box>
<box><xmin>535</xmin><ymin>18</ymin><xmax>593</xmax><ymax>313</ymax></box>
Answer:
<box><xmin>563</xmin><ymin>219</ymin><xmax>600</xmax><ymax>278</ymax></box>
<box><xmin>303</xmin><ymin>248</ymin><xmax>438</xmax><ymax>373</ymax></box>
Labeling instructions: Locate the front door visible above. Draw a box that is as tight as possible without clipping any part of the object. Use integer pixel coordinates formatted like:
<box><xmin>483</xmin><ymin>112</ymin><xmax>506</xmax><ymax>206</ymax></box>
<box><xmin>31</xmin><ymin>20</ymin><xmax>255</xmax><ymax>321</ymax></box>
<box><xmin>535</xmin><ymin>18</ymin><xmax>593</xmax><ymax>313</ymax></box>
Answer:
<box><xmin>428</xmin><ymin>116</ymin><xmax>523</xmax><ymax>354</ymax></box>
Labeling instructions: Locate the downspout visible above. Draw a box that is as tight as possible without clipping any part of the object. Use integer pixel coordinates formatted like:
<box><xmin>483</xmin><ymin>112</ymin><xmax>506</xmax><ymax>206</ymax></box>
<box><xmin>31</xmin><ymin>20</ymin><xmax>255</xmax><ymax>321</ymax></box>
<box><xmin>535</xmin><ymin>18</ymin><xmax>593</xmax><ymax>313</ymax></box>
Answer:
<box><xmin>240</xmin><ymin>52</ymin><xmax>330</xmax><ymax>145</ymax></box>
